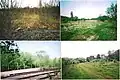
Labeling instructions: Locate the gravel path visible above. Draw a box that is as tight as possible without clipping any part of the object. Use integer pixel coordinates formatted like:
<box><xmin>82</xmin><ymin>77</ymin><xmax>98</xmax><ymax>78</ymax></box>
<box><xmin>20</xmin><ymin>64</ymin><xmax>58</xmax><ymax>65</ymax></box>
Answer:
<box><xmin>11</xmin><ymin>29</ymin><xmax>60</xmax><ymax>40</ymax></box>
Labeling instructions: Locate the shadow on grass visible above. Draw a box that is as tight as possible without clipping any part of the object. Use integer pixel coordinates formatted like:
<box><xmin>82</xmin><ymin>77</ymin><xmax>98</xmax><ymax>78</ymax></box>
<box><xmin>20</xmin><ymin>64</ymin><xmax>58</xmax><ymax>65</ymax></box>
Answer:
<box><xmin>93</xmin><ymin>22</ymin><xmax>117</xmax><ymax>40</ymax></box>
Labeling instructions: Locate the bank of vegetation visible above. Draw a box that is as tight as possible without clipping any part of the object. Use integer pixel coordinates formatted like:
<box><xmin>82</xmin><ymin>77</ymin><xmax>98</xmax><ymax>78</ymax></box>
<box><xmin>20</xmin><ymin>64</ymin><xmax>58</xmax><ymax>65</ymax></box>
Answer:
<box><xmin>61</xmin><ymin>3</ymin><xmax>117</xmax><ymax>40</ymax></box>
<box><xmin>0</xmin><ymin>0</ymin><xmax>60</xmax><ymax>40</ymax></box>
<box><xmin>62</xmin><ymin>49</ymin><xmax>119</xmax><ymax>79</ymax></box>
<box><xmin>0</xmin><ymin>41</ymin><xmax>61</xmax><ymax>72</ymax></box>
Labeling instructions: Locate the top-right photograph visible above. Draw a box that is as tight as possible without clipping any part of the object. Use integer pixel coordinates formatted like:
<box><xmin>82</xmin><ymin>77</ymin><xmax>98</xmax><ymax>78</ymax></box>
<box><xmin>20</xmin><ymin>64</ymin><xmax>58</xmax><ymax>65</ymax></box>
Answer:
<box><xmin>61</xmin><ymin>0</ymin><xmax>117</xmax><ymax>41</ymax></box>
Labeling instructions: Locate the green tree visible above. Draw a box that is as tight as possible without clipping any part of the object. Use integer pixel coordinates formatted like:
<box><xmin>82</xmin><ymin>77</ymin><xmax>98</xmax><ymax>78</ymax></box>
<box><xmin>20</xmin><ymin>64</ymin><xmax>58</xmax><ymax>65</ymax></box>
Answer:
<box><xmin>107</xmin><ymin>50</ymin><xmax>119</xmax><ymax>61</ymax></box>
<box><xmin>86</xmin><ymin>57</ymin><xmax>90</xmax><ymax>62</ymax></box>
<box><xmin>0</xmin><ymin>41</ymin><xmax>19</xmax><ymax>54</ymax></box>
<box><xmin>73</xmin><ymin>16</ymin><xmax>78</xmax><ymax>21</ymax></box>
<box><xmin>75</xmin><ymin>58</ymin><xmax>86</xmax><ymax>63</ymax></box>
<box><xmin>1</xmin><ymin>41</ymin><xmax>61</xmax><ymax>71</ymax></box>
<box><xmin>81</xmin><ymin>18</ymin><xmax>86</xmax><ymax>21</ymax></box>
<box><xmin>106</xmin><ymin>3</ymin><xmax>117</xmax><ymax>21</ymax></box>
<box><xmin>97</xmin><ymin>54</ymin><xmax>101</xmax><ymax>59</ymax></box>
<box><xmin>97</xmin><ymin>15</ymin><xmax>109</xmax><ymax>22</ymax></box>
<box><xmin>0</xmin><ymin>41</ymin><xmax>20</xmax><ymax>71</ymax></box>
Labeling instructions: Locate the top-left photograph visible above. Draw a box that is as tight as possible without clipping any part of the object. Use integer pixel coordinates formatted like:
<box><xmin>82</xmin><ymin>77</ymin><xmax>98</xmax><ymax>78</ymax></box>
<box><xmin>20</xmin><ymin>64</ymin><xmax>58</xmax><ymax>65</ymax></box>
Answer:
<box><xmin>0</xmin><ymin>0</ymin><xmax>60</xmax><ymax>40</ymax></box>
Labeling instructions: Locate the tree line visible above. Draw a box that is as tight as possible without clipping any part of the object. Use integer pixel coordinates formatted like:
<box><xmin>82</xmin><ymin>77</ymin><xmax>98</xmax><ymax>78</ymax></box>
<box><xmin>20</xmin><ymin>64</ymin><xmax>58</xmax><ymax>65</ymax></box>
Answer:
<box><xmin>62</xmin><ymin>49</ymin><xmax>119</xmax><ymax>66</ymax></box>
<box><xmin>0</xmin><ymin>41</ymin><xmax>61</xmax><ymax>72</ymax></box>
<box><xmin>61</xmin><ymin>3</ymin><xmax>117</xmax><ymax>23</ymax></box>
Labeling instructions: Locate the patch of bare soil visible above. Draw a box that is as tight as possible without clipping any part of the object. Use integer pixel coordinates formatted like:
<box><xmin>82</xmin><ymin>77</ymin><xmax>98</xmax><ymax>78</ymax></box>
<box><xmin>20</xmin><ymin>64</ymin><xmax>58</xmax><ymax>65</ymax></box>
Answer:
<box><xmin>11</xmin><ymin>28</ymin><xmax>60</xmax><ymax>40</ymax></box>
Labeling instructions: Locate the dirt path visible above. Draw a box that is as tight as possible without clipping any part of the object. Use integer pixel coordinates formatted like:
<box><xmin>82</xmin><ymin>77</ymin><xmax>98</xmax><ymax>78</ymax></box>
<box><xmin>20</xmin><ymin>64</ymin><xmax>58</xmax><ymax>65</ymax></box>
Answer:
<box><xmin>77</xmin><ymin>63</ymin><xmax>113</xmax><ymax>79</ymax></box>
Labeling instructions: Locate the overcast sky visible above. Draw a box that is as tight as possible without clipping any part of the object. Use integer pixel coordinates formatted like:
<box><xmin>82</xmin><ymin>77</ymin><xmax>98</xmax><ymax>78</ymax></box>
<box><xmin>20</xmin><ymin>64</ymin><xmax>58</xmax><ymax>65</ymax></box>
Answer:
<box><xmin>14</xmin><ymin>41</ymin><xmax>61</xmax><ymax>59</ymax></box>
<box><xmin>61</xmin><ymin>41</ymin><xmax>120</xmax><ymax>58</ymax></box>
<box><xmin>60</xmin><ymin>0</ymin><xmax>116</xmax><ymax>18</ymax></box>
<box><xmin>16</xmin><ymin>0</ymin><xmax>51</xmax><ymax>7</ymax></box>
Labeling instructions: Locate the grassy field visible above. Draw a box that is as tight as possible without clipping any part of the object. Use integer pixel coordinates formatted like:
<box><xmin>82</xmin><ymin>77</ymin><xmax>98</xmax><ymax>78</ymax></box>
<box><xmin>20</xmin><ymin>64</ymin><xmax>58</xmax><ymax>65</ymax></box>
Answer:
<box><xmin>61</xmin><ymin>20</ymin><xmax>117</xmax><ymax>40</ymax></box>
<box><xmin>62</xmin><ymin>62</ymin><xmax>119</xmax><ymax>79</ymax></box>
<box><xmin>0</xmin><ymin>7</ymin><xmax>60</xmax><ymax>40</ymax></box>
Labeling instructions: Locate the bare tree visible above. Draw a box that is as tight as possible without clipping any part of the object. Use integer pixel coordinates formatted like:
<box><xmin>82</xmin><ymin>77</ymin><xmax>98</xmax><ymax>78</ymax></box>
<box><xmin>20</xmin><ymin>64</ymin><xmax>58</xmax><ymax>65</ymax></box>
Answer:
<box><xmin>0</xmin><ymin>0</ymin><xmax>18</xmax><ymax>9</ymax></box>
<box><xmin>10</xmin><ymin>0</ymin><xmax>18</xmax><ymax>8</ymax></box>
<box><xmin>0</xmin><ymin>0</ymin><xmax>18</xmax><ymax>39</ymax></box>
<box><xmin>49</xmin><ymin>0</ymin><xmax>59</xmax><ymax>7</ymax></box>
<box><xmin>0</xmin><ymin>0</ymin><xmax>9</xmax><ymax>9</ymax></box>
<box><xmin>39</xmin><ymin>0</ymin><xmax>42</xmax><ymax>8</ymax></box>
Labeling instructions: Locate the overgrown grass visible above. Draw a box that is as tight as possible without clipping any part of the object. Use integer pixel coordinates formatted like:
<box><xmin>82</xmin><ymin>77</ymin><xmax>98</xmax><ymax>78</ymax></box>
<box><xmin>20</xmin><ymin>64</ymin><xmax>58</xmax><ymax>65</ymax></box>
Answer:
<box><xmin>0</xmin><ymin>7</ymin><xmax>60</xmax><ymax>40</ymax></box>
<box><xmin>12</xmin><ymin>8</ymin><xmax>59</xmax><ymax>30</ymax></box>
<box><xmin>61</xmin><ymin>20</ymin><xmax>117</xmax><ymax>40</ymax></box>
<box><xmin>62</xmin><ymin>62</ymin><xmax>119</xmax><ymax>79</ymax></box>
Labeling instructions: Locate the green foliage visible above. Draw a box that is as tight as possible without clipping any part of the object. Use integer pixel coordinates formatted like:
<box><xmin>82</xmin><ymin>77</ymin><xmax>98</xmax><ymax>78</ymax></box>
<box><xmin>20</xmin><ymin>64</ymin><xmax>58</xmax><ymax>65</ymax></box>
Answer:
<box><xmin>61</xmin><ymin>16</ymin><xmax>79</xmax><ymax>23</ymax></box>
<box><xmin>0</xmin><ymin>41</ymin><xmax>19</xmax><ymax>54</ymax></box>
<box><xmin>80</xmin><ymin>18</ymin><xmax>86</xmax><ymax>21</ymax></box>
<box><xmin>97</xmin><ymin>15</ymin><xmax>109</xmax><ymax>22</ymax></box>
<box><xmin>0</xmin><ymin>41</ymin><xmax>61</xmax><ymax>71</ymax></box>
<box><xmin>61</xmin><ymin>3</ymin><xmax>117</xmax><ymax>41</ymax></box>
<box><xmin>61</xmin><ymin>24</ymin><xmax>79</xmax><ymax>40</ymax></box>
<box><xmin>61</xmin><ymin>16</ymin><xmax>71</xmax><ymax>23</ymax></box>
<box><xmin>62</xmin><ymin>57</ymin><xmax>86</xmax><ymax>67</ymax></box>
<box><xmin>72</xmin><ymin>16</ymin><xmax>78</xmax><ymax>21</ymax></box>
<box><xmin>96</xmin><ymin>54</ymin><xmax>101</xmax><ymax>59</ymax></box>
<box><xmin>1</xmin><ymin>51</ymin><xmax>61</xmax><ymax>71</ymax></box>
<box><xmin>62</xmin><ymin>49</ymin><xmax>119</xmax><ymax>66</ymax></box>
<box><xmin>108</xmin><ymin>50</ymin><xmax>119</xmax><ymax>61</ymax></box>
<box><xmin>94</xmin><ymin>21</ymin><xmax>117</xmax><ymax>40</ymax></box>
<box><xmin>61</xmin><ymin>20</ymin><xmax>117</xmax><ymax>40</ymax></box>
<box><xmin>62</xmin><ymin>62</ymin><xmax>119</xmax><ymax>79</ymax></box>
<box><xmin>106</xmin><ymin>3</ymin><xmax>117</xmax><ymax>21</ymax></box>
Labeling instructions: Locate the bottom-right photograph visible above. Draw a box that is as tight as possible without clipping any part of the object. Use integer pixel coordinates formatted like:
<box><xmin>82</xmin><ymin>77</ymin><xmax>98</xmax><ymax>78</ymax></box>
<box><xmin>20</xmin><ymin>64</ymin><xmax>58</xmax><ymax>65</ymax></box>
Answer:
<box><xmin>61</xmin><ymin>41</ymin><xmax>119</xmax><ymax>79</ymax></box>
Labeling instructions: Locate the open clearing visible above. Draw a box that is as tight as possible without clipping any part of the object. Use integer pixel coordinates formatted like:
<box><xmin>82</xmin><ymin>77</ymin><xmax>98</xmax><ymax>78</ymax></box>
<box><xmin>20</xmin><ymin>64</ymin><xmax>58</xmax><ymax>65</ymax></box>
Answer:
<box><xmin>61</xmin><ymin>20</ymin><xmax>117</xmax><ymax>40</ymax></box>
<box><xmin>62</xmin><ymin>62</ymin><xmax>119</xmax><ymax>79</ymax></box>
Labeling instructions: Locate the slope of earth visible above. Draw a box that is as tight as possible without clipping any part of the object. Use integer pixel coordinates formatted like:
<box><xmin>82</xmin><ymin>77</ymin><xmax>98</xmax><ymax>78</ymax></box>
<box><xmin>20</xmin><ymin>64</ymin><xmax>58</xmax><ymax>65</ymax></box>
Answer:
<box><xmin>0</xmin><ymin>7</ymin><xmax>60</xmax><ymax>40</ymax></box>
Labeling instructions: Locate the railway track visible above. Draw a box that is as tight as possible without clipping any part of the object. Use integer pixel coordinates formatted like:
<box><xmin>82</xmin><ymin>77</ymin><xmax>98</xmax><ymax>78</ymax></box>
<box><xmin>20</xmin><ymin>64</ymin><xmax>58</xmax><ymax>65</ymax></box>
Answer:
<box><xmin>1</xmin><ymin>68</ymin><xmax>61</xmax><ymax>80</ymax></box>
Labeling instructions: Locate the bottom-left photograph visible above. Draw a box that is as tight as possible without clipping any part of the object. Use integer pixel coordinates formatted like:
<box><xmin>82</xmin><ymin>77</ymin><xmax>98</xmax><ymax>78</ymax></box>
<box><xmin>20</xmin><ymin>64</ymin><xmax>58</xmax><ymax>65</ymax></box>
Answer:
<box><xmin>0</xmin><ymin>41</ymin><xmax>61</xmax><ymax>80</ymax></box>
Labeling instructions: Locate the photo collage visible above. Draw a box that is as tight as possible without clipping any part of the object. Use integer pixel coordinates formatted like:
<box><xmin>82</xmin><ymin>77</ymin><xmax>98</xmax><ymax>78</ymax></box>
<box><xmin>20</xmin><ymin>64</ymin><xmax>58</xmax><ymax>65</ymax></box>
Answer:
<box><xmin>0</xmin><ymin>0</ymin><xmax>119</xmax><ymax>79</ymax></box>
